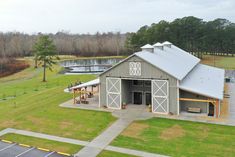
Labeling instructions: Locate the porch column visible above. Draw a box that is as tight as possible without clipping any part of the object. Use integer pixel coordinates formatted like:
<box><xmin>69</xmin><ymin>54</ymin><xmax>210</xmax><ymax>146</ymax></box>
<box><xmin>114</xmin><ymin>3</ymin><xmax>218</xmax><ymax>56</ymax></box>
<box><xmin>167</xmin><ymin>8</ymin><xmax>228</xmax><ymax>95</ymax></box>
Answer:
<box><xmin>73</xmin><ymin>89</ymin><xmax>76</xmax><ymax>104</ymax></box>
<box><xmin>98</xmin><ymin>85</ymin><xmax>101</xmax><ymax>108</ymax></box>
<box><xmin>215</xmin><ymin>99</ymin><xmax>219</xmax><ymax>118</ymax></box>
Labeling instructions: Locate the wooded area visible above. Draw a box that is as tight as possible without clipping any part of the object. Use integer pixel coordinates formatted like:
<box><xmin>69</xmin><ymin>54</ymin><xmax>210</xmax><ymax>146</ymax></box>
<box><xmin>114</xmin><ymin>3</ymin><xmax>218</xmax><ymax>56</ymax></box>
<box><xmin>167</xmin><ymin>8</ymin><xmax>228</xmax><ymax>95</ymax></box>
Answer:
<box><xmin>0</xmin><ymin>31</ymin><xmax>127</xmax><ymax>58</ymax></box>
<box><xmin>126</xmin><ymin>16</ymin><xmax>235</xmax><ymax>58</ymax></box>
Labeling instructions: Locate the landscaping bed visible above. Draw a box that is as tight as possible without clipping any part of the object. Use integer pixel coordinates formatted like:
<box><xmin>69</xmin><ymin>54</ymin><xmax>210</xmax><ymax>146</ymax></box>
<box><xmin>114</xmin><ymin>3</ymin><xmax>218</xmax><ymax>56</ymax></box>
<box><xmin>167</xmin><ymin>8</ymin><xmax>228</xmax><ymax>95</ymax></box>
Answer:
<box><xmin>0</xmin><ymin>59</ymin><xmax>29</xmax><ymax>78</ymax></box>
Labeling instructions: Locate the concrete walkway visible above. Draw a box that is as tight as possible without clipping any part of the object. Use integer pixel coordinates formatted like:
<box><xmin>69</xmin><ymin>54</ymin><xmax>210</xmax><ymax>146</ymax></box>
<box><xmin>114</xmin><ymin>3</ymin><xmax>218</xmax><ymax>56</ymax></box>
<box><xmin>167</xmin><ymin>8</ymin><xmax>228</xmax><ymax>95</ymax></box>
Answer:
<box><xmin>0</xmin><ymin>128</ymin><xmax>89</xmax><ymax>146</ymax></box>
<box><xmin>75</xmin><ymin>118</ymin><xmax>133</xmax><ymax>157</ymax></box>
<box><xmin>0</xmin><ymin>128</ymin><xmax>167</xmax><ymax>157</ymax></box>
<box><xmin>106</xmin><ymin>146</ymin><xmax>167</xmax><ymax>157</ymax></box>
<box><xmin>112</xmin><ymin>104</ymin><xmax>154</xmax><ymax>120</ymax></box>
<box><xmin>75</xmin><ymin>104</ymin><xmax>157</xmax><ymax>157</ymax></box>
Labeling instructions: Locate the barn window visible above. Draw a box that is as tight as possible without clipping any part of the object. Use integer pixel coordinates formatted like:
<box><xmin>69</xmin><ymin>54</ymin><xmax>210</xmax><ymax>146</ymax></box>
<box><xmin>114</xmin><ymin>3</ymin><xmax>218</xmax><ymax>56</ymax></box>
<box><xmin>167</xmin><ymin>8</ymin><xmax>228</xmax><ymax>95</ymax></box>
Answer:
<box><xmin>129</xmin><ymin>62</ymin><xmax>141</xmax><ymax>76</ymax></box>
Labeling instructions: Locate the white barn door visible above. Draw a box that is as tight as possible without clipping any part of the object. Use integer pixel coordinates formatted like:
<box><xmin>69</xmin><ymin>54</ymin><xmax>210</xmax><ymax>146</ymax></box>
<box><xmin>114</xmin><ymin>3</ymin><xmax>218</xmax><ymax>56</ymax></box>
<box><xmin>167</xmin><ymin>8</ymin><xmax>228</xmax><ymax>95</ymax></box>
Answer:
<box><xmin>152</xmin><ymin>80</ymin><xmax>169</xmax><ymax>114</ymax></box>
<box><xmin>106</xmin><ymin>78</ymin><xmax>122</xmax><ymax>109</ymax></box>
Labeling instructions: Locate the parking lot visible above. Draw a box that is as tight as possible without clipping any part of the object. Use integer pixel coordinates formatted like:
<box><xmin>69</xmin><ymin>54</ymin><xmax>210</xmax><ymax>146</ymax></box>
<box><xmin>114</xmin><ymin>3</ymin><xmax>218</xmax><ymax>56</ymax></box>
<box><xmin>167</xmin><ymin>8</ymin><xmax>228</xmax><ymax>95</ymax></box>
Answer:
<box><xmin>0</xmin><ymin>140</ymin><xmax>72</xmax><ymax>157</ymax></box>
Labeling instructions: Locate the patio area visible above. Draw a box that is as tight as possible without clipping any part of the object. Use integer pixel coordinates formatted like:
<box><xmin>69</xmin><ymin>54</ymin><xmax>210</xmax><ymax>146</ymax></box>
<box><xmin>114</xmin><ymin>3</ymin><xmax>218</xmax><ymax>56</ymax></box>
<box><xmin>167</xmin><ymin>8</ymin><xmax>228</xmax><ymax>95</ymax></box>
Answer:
<box><xmin>60</xmin><ymin>93</ymin><xmax>112</xmax><ymax>112</ymax></box>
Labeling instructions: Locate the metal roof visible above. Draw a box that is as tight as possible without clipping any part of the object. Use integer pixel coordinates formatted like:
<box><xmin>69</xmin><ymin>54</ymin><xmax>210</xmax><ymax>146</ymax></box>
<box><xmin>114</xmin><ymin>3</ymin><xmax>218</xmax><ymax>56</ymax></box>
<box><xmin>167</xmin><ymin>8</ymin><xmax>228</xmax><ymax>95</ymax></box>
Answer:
<box><xmin>99</xmin><ymin>42</ymin><xmax>224</xmax><ymax>100</ymax></box>
<box><xmin>179</xmin><ymin>64</ymin><xmax>225</xmax><ymax>100</ymax></box>
<box><xmin>141</xmin><ymin>44</ymin><xmax>154</xmax><ymax>49</ymax></box>
<box><xmin>72</xmin><ymin>78</ymin><xmax>100</xmax><ymax>90</ymax></box>
<box><xmin>162</xmin><ymin>41</ymin><xmax>172</xmax><ymax>45</ymax></box>
<box><xmin>135</xmin><ymin>44</ymin><xmax>200</xmax><ymax>80</ymax></box>
<box><xmin>153</xmin><ymin>42</ymin><xmax>164</xmax><ymax>47</ymax></box>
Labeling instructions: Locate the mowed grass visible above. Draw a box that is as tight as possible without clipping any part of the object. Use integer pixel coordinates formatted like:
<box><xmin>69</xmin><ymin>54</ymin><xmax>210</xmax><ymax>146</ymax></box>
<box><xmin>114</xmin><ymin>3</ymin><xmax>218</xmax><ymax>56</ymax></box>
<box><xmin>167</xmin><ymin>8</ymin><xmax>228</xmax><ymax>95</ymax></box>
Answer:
<box><xmin>111</xmin><ymin>118</ymin><xmax>235</xmax><ymax>157</ymax></box>
<box><xmin>0</xmin><ymin>133</ymin><xmax>82</xmax><ymax>154</ymax></box>
<box><xmin>0</xmin><ymin>58</ymin><xmax>116</xmax><ymax>141</ymax></box>
<box><xmin>98</xmin><ymin>151</ymin><xmax>137</xmax><ymax>157</ymax></box>
<box><xmin>201</xmin><ymin>55</ymin><xmax>235</xmax><ymax>69</ymax></box>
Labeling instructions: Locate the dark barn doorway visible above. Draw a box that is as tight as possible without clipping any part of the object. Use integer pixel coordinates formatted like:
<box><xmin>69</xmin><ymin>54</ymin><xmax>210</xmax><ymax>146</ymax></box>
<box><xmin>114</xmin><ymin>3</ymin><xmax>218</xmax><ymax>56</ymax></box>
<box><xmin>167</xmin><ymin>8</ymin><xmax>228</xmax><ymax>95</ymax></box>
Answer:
<box><xmin>208</xmin><ymin>103</ymin><xmax>214</xmax><ymax>116</ymax></box>
<box><xmin>145</xmin><ymin>93</ymin><xmax>151</xmax><ymax>105</ymax></box>
<box><xmin>133</xmin><ymin>92</ymin><xmax>142</xmax><ymax>105</ymax></box>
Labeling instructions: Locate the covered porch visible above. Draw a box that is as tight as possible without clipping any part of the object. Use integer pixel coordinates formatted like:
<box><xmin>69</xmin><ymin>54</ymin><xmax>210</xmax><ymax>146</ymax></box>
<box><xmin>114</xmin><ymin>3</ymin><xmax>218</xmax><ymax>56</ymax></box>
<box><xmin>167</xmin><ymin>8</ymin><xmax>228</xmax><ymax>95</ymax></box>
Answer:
<box><xmin>179</xmin><ymin>89</ymin><xmax>220</xmax><ymax>118</ymax></box>
<box><xmin>71</xmin><ymin>78</ymin><xmax>100</xmax><ymax>107</ymax></box>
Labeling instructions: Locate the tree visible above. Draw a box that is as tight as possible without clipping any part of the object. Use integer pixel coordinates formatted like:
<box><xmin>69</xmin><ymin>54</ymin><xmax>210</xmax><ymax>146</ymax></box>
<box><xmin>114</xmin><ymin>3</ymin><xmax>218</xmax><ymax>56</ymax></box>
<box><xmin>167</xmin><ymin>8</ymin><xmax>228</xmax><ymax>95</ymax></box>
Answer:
<box><xmin>33</xmin><ymin>35</ymin><xmax>59</xmax><ymax>82</ymax></box>
<box><xmin>125</xmin><ymin>16</ymin><xmax>235</xmax><ymax>56</ymax></box>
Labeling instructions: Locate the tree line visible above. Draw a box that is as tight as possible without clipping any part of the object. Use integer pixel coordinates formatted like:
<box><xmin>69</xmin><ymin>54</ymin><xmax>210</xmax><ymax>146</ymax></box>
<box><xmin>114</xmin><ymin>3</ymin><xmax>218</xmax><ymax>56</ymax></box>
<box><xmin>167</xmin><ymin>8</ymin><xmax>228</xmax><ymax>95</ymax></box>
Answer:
<box><xmin>126</xmin><ymin>16</ymin><xmax>235</xmax><ymax>57</ymax></box>
<box><xmin>0</xmin><ymin>31</ymin><xmax>127</xmax><ymax>58</ymax></box>
<box><xmin>1</xmin><ymin>16</ymin><xmax>235</xmax><ymax>60</ymax></box>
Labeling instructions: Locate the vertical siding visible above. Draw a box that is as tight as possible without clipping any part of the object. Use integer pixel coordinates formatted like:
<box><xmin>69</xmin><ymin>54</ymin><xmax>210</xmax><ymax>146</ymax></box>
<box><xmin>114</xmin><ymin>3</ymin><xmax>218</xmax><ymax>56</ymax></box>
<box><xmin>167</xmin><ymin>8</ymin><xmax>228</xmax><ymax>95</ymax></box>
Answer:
<box><xmin>100</xmin><ymin>55</ymin><xmax>178</xmax><ymax>114</ymax></box>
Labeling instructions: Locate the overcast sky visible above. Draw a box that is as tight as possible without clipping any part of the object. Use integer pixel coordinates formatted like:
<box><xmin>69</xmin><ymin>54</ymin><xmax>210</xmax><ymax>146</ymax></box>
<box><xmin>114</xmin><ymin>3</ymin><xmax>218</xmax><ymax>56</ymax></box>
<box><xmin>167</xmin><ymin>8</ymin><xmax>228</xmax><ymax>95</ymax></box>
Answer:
<box><xmin>0</xmin><ymin>0</ymin><xmax>234</xmax><ymax>34</ymax></box>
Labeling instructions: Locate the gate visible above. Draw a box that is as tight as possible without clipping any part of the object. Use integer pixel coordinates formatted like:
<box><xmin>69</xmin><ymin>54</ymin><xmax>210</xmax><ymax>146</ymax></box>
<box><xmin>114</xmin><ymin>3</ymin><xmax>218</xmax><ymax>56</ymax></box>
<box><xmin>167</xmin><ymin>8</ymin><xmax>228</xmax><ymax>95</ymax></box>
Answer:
<box><xmin>152</xmin><ymin>80</ymin><xmax>169</xmax><ymax>114</ymax></box>
<box><xmin>106</xmin><ymin>78</ymin><xmax>121</xmax><ymax>109</ymax></box>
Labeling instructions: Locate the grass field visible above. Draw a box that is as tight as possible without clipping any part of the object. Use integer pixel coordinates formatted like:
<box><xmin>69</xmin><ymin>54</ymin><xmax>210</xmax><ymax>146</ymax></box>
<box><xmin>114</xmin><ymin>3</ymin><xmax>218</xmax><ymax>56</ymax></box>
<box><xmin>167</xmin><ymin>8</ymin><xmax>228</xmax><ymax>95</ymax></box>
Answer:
<box><xmin>0</xmin><ymin>133</ymin><xmax>83</xmax><ymax>154</ymax></box>
<box><xmin>201</xmin><ymin>55</ymin><xmax>235</xmax><ymax>69</ymax></box>
<box><xmin>111</xmin><ymin>118</ymin><xmax>235</xmax><ymax>157</ymax></box>
<box><xmin>0</xmin><ymin>134</ymin><xmax>135</xmax><ymax>156</ymax></box>
<box><xmin>1</xmin><ymin>55</ymin><xmax>235</xmax><ymax>156</ymax></box>
<box><xmin>0</xmin><ymin>57</ymin><xmax>116</xmax><ymax>142</ymax></box>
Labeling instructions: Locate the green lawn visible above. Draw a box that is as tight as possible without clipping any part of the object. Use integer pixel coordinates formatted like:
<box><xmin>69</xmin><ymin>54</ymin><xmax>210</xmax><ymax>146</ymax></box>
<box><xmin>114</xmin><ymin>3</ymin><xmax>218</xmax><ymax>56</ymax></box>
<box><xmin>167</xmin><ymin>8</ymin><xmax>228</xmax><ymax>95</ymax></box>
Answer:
<box><xmin>0</xmin><ymin>57</ymin><xmax>116</xmax><ymax>141</ymax></box>
<box><xmin>0</xmin><ymin>134</ymin><xmax>135</xmax><ymax>157</ymax></box>
<box><xmin>111</xmin><ymin>118</ymin><xmax>235</xmax><ymax>157</ymax></box>
<box><xmin>0</xmin><ymin>133</ymin><xmax>82</xmax><ymax>154</ymax></box>
<box><xmin>201</xmin><ymin>55</ymin><xmax>235</xmax><ymax>69</ymax></box>
<box><xmin>98</xmin><ymin>151</ymin><xmax>137</xmax><ymax>157</ymax></box>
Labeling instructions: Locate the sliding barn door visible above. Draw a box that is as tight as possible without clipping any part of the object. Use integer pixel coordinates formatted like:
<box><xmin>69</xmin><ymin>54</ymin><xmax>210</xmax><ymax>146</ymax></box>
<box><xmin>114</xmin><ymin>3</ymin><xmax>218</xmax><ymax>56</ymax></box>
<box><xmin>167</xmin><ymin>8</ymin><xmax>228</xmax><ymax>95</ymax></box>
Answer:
<box><xmin>106</xmin><ymin>78</ymin><xmax>121</xmax><ymax>109</ymax></box>
<box><xmin>152</xmin><ymin>80</ymin><xmax>169</xmax><ymax>114</ymax></box>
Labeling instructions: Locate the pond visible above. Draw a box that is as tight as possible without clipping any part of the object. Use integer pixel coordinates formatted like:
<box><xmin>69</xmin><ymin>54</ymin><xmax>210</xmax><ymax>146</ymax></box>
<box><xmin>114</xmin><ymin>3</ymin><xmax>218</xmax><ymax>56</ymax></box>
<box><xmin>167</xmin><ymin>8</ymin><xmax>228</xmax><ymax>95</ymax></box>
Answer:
<box><xmin>60</xmin><ymin>58</ymin><xmax>123</xmax><ymax>74</ymax></box>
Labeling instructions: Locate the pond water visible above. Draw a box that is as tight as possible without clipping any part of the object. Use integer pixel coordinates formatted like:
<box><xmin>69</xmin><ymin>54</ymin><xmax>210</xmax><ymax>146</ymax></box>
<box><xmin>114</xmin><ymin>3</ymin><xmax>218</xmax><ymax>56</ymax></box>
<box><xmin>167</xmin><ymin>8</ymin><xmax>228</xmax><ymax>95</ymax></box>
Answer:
<box><xmin>60</xmin><ymin>58</ymin><xmax>123</xmax><ymax>74</ymax></box>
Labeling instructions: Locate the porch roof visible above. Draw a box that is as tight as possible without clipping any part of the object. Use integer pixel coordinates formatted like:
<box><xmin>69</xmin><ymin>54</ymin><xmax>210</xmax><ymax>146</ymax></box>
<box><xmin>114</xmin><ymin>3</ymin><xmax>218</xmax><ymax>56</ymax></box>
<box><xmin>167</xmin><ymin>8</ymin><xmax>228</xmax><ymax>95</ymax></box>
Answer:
<box><xmin>72</xmin><ymin>78</ymin><xmax>100</xmax><ymax>90</ymax></box>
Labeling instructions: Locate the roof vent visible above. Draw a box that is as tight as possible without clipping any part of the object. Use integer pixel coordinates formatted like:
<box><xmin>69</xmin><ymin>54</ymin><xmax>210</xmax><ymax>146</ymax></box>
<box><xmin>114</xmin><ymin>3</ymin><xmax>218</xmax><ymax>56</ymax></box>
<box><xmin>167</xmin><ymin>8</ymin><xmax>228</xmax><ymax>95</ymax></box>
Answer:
<box><xmin>153</xmin><ymin>42</ymin><xmax>164</xmax><ymax>50</ymax></box>
<box><xmin>162</xmin><ymin>41</ymin><xmax>172</xmax><ymax>48</ymax></box>
<box><xmin>141</xmin><ymin>44</ymin><xmax>154</xmax><ymax>52</ymax></box>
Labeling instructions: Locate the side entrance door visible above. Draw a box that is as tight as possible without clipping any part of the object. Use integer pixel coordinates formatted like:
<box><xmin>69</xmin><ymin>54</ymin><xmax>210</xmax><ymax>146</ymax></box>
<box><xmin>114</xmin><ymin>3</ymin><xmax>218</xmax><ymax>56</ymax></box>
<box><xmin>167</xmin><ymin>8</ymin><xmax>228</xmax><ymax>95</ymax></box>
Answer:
<box><xmin>133</xmin><ymin>92</ymin><xmax>142</xmax><ymax>105</ymax></box>
<box><xmin>145</xmin><ymin>93</ymin><xmax>151</xmax><ymax>105</ymax></box>
<box><xmin>106</xmin><ymin>77</ymin><xmax>121</xmax><ymax>109</ymax></box>
<box><xmin>208</xmin><ymin>103</ymin><xmax>214</xmax><ymax>116</ymax></box>
<box><xmin>151</xmin><ymin>80</ymin><xmax>169</xmax><ymax>114</ymax></box>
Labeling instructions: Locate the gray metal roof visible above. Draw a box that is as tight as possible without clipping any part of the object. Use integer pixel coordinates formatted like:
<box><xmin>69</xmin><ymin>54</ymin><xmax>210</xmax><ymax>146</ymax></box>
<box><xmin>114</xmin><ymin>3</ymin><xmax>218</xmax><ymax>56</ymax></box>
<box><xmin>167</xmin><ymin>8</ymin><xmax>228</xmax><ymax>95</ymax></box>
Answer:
<box><xmin>162</xmin><ymin>41</ymin><xmax>172</xmax><ymax>45</ymax></box>
<box><xmin>135</xmin><ymin>44</ymin><xmax>200</xmax><ymax>80</ymax></box>
<box><xmin>99</xmin><ymin>42</ymin><xmax>224</xmax><ymax>99</ymax></box>
<box><xmin>141</xmin><ymin>44</ymin><xmax>154</xmax><ymax>49</ymax></box>
<box><xmin>153</xmin><ymin>42</ymin><xmax>164</xmax><ymax>47</ymax></box>
<box><xmin>72</xmin><ymin>78</ymin><xmax>100</xmax><ymax>89</ymax></box>
<box><xmin>179</xmin><ymin>64</ymin><xmax>225</xmax><ymax>100</ymax></box>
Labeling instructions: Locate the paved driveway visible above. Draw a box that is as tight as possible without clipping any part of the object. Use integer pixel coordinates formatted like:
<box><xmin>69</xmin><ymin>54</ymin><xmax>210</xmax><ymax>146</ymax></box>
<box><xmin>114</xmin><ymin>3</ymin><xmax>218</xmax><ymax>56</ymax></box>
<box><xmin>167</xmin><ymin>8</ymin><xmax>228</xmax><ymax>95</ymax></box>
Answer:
<box><xmin>0</xmin><ymin>141</ymin><xmax>71</xmax><ymax>157</ymax></box>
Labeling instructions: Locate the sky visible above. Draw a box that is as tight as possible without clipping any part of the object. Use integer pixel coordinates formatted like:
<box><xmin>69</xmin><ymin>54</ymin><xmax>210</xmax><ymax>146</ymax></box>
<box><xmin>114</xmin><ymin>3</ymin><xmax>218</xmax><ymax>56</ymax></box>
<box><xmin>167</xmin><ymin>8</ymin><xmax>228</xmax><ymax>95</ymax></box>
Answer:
<box><xmin>0</xmin><ymin>0</ymin><xmax>235</xmax><ymax>34</ymax></box>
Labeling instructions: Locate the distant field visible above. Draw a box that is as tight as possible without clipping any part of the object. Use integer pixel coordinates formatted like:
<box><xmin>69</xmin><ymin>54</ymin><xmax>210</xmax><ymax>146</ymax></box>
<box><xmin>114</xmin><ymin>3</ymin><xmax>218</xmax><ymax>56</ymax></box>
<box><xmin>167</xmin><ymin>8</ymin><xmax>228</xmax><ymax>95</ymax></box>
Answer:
<box><xmin>111</xmin><ymin>118</ymin><xmax>235</xmax><ymax>157</ymax></box>
<box><xmin>201</xmin><ymin>55</ymin><xmax>235</xmax><ymax>69</ymax></box>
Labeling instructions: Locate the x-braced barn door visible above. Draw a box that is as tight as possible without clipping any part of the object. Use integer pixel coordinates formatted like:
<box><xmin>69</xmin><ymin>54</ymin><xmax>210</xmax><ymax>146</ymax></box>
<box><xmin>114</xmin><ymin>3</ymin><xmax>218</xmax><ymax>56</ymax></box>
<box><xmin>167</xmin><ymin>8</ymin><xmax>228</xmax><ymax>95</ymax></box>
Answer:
<box><xmin>152</xmin><ymin>80</ymin><xmax>169</xmax><ymax>114</ymax></box>
<box><xmin>106</xmin><ymin>78</ymin><xmax>121</xmax><ymax>109</ymax></box>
